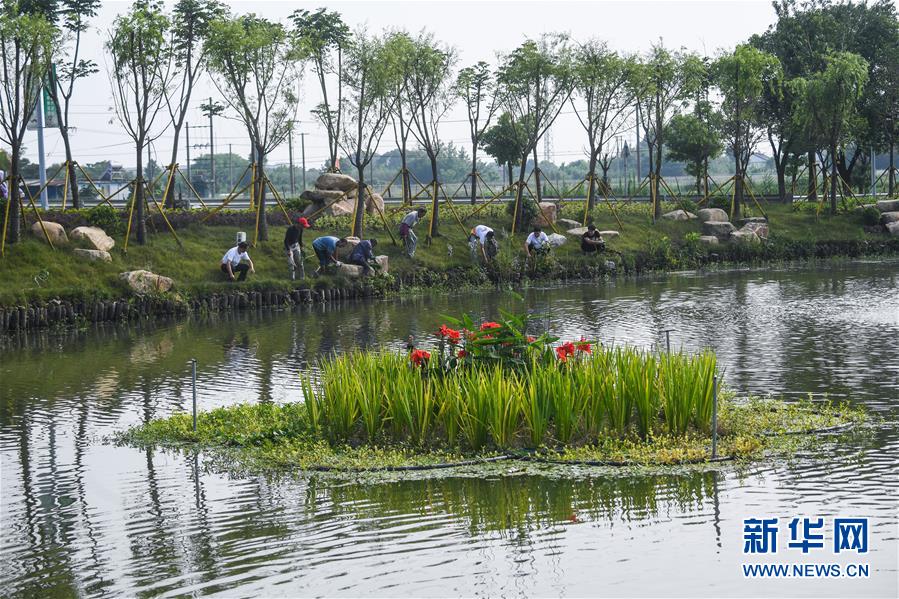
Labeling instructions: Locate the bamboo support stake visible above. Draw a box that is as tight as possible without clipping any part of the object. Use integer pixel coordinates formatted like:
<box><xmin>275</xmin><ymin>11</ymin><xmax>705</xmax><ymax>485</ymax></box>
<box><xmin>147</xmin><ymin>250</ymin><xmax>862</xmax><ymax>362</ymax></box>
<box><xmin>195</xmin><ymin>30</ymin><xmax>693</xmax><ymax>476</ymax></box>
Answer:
<box><xmin>264</xmin><ymin>176</ymin><xmax>294</xmax><ymax>224</ymax></box>
<box><xmin>366</xmin><ymin>184</ymin><xmax>398</xmax><ymax>245</ymax></box>
<box><xmin>200</xmin><ymin>182</ymin><xmax>252</xmax><ymax>222</ymax></box>
<box><xmin>252</xmin><ymin>184</ymin><xmax>264</xmax><ymax>247</ymax></box>
<box><xmin>438</xmin><ymin>183</ymin><xmax>473</xmax><ymax>239</ymax></box>
<box><xmin>0</xmin><ymin>185</ymin><xmax>11</xmax><ymax>257</ymax></box>
<box><xmin>123</xmin><ymin>181</ymin><xmax>138</xmax><ymax>252</ymax></box>
<box><xmin>21</xmin><ymin>177</ymin><xmax>55</xmax><ymax>248</ymax></box>
<box><xmin>144</xmin><ymin>182</ymin><xmax>183</xmax><ymax>247</ymax></box>
<box><xmin>61</xmin><ymin>161</ymin><xmax>70</xmax><ymax>210</ymax></box>
<box><xmin>73</xmin><ymin>162</ymin><xmax>116</xmax><ymax>208</ymax></box>
<box><xmin>175</xmin><ymin>167</ymin><xmax>208</xmax><ymax>209</ymax></box>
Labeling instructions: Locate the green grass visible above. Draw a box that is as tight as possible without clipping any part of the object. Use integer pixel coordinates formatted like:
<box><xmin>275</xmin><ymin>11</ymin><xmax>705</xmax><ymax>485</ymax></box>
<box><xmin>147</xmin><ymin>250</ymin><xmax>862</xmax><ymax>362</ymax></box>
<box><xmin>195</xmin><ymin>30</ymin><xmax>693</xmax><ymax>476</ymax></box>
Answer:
<box><xmin>0</xmin><ymin>199</ymin><xmax>895</xmax><ymax>306</ymax></box>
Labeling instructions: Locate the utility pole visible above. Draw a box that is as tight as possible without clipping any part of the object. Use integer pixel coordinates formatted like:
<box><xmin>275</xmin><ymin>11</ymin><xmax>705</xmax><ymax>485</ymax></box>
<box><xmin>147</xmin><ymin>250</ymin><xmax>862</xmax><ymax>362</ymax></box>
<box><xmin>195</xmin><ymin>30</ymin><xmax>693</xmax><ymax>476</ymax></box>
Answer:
<box><xmin>635</xmin><ymin>104</ymin><xmax>641</xmax><ymax>184</ymax></box>
<box><xmin>208</xmin><ymin>97</ymin><xmax>215</xmax><ymax>198</ymax></box>
<box><xmin>300</xmin><ymin>132</ymin><xmax>308</xmax><ymax>190</ymax></box>
<box><xmin>288</xmin><ymin>124</ymin><xmax>295</xmax><ymax>196</ymax></box>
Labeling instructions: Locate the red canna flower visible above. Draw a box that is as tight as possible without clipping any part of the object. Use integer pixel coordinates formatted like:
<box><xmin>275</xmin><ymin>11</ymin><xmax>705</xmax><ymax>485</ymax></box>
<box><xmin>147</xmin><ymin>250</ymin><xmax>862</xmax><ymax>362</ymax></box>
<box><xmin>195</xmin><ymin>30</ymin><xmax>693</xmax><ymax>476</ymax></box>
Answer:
<box><xmin>576</xmin><ymin>338</ymin><xmax>592</xmax><ymax>353</ymax></box>
<box><xmin>556</xmin><ymin>342</ymin><xmax>576</xmax><ymax>362</ymax></box>
<box><xmin>438</xmin><ymin>324</ymin><xmax>462</xmax><ymax>344</ymax></box>
<box><xmin>527</xmin><ymin>336</ymin><xmax>537</xmax><ymax>343</ymax></box>
<box><xmin>480</xmin><ymin>321</ymin><xmax>501</xmax><ymax>331</ymax></box>
<box><xmin>457</xmin><ymin>349</ymin><xmax>467</xmax><ymax>358</ymax></box>
<box><xmin>410</xmin><ymin>349</ymin><xmax>431</xmax><ymax>367</ymax></box>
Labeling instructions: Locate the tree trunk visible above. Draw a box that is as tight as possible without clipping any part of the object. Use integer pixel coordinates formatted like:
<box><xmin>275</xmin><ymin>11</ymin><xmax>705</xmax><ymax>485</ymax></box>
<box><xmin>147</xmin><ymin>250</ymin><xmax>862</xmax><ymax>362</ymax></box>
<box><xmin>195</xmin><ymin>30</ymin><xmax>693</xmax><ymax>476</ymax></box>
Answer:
<box><xmin>61</xmin><ymin>133</ymin><xmax>80</xmax><ymax>209</ymax></box>
<box><xmin>513</xmin><ymin>159</ymin><xmax>529</xmax><ymax>233</ymax></box>
<box><xmin>135</xmin><ymin>143</ymin><xmax>146</xmax><ymax>245</ymax></box>
<box><xmin>830</xmin><ymin>144</ymin><xmax>838</xmax><ymax>215</ymax></box>
<box><xmin>353</xmin><ymin>165</ymin><xmax>365</xmax><ymax>238</ymax></box>
<box><xmin>774</xmin><ymin>154</ymin><xmax>787</xmax><ymax>202</ymax></box>
<box><xmin>889</xmin><ymin>140</ymin><xmax>895</xmax><ymax>197</ymax></box>
<box><xmin>428</xmin><ymin>157</ymin><xmax>440</xmax><ymax>237</ymax></box>
<box><xmin>532</xmin><ymin>146</ymin><xmax>542</xmax><ymax>203</ymax></box>
<box><xmin>651</xmin><ymin>143</ymin><xmax>663</xmax><ymax>221</ymax></box>
<box><xmin>470</xmin><ymin>147</ymin><xmax>478</xmax><ymax>205</ymax></box>
<box><xmin>255</xmin><ymin>143</ymin><xmax>268</xmax><ymax>241</ymax></box>
<box><xmin>732</xmin><ymin>148</ymin><xmax>743</xmax><ymax>222</ymax></box>
<box><xmin>7</xmin><ymin>147</ymin><xmax>21</xmax><ymax>243</ymax></box>
<box><xmin>400</xmin><ymin>141</ymin><xmax>410</xmax><ymax>205</ymax></box>
<box><xmin>695</xmin><ymin>162</ymin><xmax>702</xmax><ymax>196</ymax></box>
<box><xmin>165</xmin><ymin>129</ymin><xmax>181</xmax><ymax>209</ymax></box>
<box><xmin>807</xmin><ymin>150</ymin><xmax>817</xmax><ymax>202</ymax></box>
<box><xmin>507</xmin><ymin>162</ymin><xmax>513</xmax><ymax>198</ymax></box>
<box><xmin>587</xmin><ymin>153</ymin><xmax>598</xmax><ymax>211</ymax></box>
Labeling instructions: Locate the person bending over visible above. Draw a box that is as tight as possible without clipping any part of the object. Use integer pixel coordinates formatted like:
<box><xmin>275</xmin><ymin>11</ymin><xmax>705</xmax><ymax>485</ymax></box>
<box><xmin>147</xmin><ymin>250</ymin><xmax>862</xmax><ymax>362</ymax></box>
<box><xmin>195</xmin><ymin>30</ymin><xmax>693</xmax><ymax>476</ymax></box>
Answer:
<box><xmin>469</xmin><ymin>225</ymin><xmax>498</xmax><ymax>264</ymax></box>
<box><xmin>348</xmin><ymin>238</ymin><xmax>379</xmax><ymax>276</ymax></box>
<box><xmin>221</xmin><ymin>241</ymin><xmax>254</xmax><ymax>282</ymax></box>
<box><xmin>399</xmin><ymin>207</ymin><xmax>426</xmax><ymax>257</ymax></box>
<box><xmin>312</xmin><ymin>235</ymin><xmax>348</xmax><ymax>275</ymax></box>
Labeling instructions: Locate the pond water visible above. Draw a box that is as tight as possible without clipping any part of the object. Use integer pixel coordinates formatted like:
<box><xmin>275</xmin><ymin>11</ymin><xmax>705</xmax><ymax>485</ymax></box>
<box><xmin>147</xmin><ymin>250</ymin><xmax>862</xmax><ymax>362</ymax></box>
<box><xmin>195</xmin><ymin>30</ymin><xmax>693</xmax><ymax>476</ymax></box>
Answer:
<box><xmin>1</xmin><ymin>261</ymin><xmax>897</xmax><ymax>598</ymax></box>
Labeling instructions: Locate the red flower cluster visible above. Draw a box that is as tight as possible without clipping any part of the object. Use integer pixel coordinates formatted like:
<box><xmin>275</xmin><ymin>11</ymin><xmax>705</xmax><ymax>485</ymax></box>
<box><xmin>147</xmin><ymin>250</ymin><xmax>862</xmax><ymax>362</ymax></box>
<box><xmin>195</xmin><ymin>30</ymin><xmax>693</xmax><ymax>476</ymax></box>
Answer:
<box><xmin>556</xmin><ymin>342</ymin><xmax>576</xmax><ymax>362</ymax></box>
<box><xmin>479</xmin><ymin>321</ymin><xmax>501</xmax><ymax>331</ymax></box>
<box><xmin>457</xmin><ymin>349</ymin><xmax>468</xmax><ymax>358</ymax></box>
<box><xmin>410</xmin><ymin>349</ymin><xmax>431</xmax><ymax>367</ymax></box>
<box><xmin>438</xmin><ymin>324</ymin><xmax>462</xmax><ymax>344</ymax></box>
<box><xmin>527</xmin><ymin>336</ymin><xmax>537</xmax><ymax>343</ymax></box>
<box><xmin>576</xmin><ymin>338</ymin><xmax>592</xmax><ymax>354</ymax></box>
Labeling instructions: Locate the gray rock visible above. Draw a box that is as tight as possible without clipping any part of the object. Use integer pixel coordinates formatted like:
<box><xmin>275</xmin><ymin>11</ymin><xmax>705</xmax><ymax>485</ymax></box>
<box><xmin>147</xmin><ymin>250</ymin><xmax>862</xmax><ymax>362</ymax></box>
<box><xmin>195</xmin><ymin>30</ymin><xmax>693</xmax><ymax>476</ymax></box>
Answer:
<box><xmin>558</xmin><ymin>218</ymin><xmax>582</xmax><ymax>229</ymax></box>
<box><xmin>598</xmin><ymin>230</ymin><xmax>620</xmax><ymax>239</ymax></box>
<box><xmin>697</xmin><ymin>208</ymin><xmax>729</xmax><ymax>223</ymax></box>
<box><xmin>739</xmin><ymin>216</ymin><xmax>768</xmax><ymax>225</ymax></box>
<box><xmin>661</xmin><ymin>209</ymin><xmax>697</xmax><ymax>221</ymax></box>
<box><xmin>887</xmin><ymin>221</ymin><xmax>899</xmax><ymax>237</ymax></box>
<box><xmin>880</xmin><ymin>211</ymin><xmax>899</xmax><ymax>224</ymax></box>
<box><xmin>567</xmin><ymin>227</ymin><xmax>588</xmax><ymax>236</ymax></box>
<box><xmin>532</xmin><ymin>202</ymin><xmax>558</xmax><ymax>226</ymax></box>
<box><xmin>30</xmin><ymin>221</ymin><xmax>68</xmax><ymax>245</ymax></box>
<box><xmin>315</xmin><ymin>172</ymin><xmax>358</xmax><ymax>192</ymax></box>
<box><xmin>120</xmin><ymin>270</ymin><xmax>173</xmax><ymax>294</ymax></box>
<box><xmin>699</xmin><ymin>235</ymin><xmax>719</xmax><ymax>245</ymax></box>
<box><xmin>336</xmin><ymin>255</ymin><xmax>389</xmax><ymax>277</ymax></box>
<box><xmin>546</xmin><ymin>233</ymin><xmax>567</xmax><ymax>247</ymax></box>
<box><xmin>702</xmin><ymin>220</ymin><xmax>736</xmax><ymax>238</ymax></box>
<box><xmin>739</xmin><ymin>221</ymin><xmax>769</xmax><ymax>240</ymax></box>
<box><xmin>70</xmin><ymin>226</ymin><xmax>115</xmax><ymax>251</ymax></box>
<box><xmin>731</xmin><ymin>230</ymin><xmax>761</xmax><ymax>244</ymax></box>
<box><xmin>876</xmin><ymin>199</ymin><xmax>899</xmax><ymax>213</ymax></box>
<box><xmin>336</xmin><ymin>236</ymin><xmax>361</xmax><ymax>260</ymax></box>
<box><xmin>301</xmin><ymin>188</ymin><xmax>350</xmax><ymax>203</ymax></box>
<box><xmin>73</xmin><ymin>248</ymin><xmax>112</xmax><ymax>262</ymax></box>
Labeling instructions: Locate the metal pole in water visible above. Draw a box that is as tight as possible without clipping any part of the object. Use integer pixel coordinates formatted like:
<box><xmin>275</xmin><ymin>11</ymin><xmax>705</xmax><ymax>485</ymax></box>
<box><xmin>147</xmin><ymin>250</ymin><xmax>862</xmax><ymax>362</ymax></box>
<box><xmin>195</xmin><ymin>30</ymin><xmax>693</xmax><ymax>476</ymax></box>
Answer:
<box><xmin>711</xmin><ymin>374</ymin><xmax>719</xmax><ymax>459</ymax></box>
<box><xmin>191</xmin><ymin>359</ymin><xmax>198</xmax><ymax>432</ymax></box>
<box><xmin>662</xmin><ymin>329</ymin><xmax>672</xmax><ymax>353</ymax></box>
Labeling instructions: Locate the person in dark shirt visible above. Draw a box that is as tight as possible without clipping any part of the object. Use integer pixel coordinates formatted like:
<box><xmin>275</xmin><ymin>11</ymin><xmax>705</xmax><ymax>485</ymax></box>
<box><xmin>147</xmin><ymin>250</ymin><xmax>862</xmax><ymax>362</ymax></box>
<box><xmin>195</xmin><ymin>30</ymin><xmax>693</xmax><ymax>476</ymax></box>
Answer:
<box><xmin>284</xmin><ymin>217</ymin><xmax>311</xmax><ymax>279</ymax></box>
<box><xmin>348</xmin><ymin>238</ymin><xmax>378</xmax><ymax>276</ymax></box>
<box><xmin>581</xmin><ymin>224</ymin><xmax>606</xmax><ymax>254</ymax></box>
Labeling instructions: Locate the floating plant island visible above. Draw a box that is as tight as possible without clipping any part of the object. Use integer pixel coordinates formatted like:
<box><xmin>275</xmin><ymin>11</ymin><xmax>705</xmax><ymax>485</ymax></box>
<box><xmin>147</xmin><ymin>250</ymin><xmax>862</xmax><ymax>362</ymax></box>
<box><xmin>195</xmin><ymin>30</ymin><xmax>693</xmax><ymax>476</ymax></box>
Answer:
<box><xmin>121</xmin><ymin>311</ymin><xmax>865</xmax><ymax>472</ymax></box>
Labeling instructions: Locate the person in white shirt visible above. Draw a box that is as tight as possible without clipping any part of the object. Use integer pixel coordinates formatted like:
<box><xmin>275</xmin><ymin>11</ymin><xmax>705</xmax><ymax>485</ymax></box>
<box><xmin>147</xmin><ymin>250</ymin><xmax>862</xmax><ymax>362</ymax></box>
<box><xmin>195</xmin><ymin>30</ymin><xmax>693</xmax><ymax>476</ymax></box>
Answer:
<box><xmin>398</xmin><ymin>207</ymin><xmax>426</xmax><ymax>257</ymax></box>
<box><xmin>469</xmin><ymin>225</ymin><xmax>497</xmax><ymax>263</ymax></box>
<box><xmin>221</xmin><ymin>241</ymin><xmax>254</xmax><ymax>281</ymax></box>
<box><xmin>525</xmin><ymin>226</ymin><xmax>550</xmax><ymax>257</ymax></box>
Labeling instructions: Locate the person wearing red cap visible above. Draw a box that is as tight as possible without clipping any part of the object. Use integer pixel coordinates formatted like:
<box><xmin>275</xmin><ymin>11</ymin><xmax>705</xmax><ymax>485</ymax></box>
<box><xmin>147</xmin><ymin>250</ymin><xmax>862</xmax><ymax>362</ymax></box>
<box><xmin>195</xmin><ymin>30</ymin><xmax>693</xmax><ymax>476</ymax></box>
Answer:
<box><xmin>284</xmin><ymin>217</ymin><xmax>311</xmax><ymax>280</ymax></box>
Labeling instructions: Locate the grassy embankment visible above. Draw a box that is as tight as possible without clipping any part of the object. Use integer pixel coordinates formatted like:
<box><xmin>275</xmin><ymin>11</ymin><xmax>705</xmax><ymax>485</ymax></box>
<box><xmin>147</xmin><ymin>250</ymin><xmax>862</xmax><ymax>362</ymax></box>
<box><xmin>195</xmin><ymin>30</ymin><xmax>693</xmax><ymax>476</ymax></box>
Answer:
<box><xmin>1</xmin><ymin>199</ymin><xmax>895</xmax><ymax>306</ymax></box>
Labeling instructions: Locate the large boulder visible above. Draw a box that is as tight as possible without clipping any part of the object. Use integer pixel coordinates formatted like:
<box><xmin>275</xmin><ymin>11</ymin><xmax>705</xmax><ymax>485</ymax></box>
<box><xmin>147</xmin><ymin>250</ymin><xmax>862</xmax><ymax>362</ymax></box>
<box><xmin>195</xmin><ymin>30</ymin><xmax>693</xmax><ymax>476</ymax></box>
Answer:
<box><xmin>567</xmin><ymin>227</ymin><xmax>588</xmax><ymax>236</ymax></box>
<box><xmin>73</xmin><ymin>248</ymin><xmax>112</xmax><ymax>262</ymax></box>
<box><xmin>365</xmin><ymin>192</ymin><xmax>384</xmax><ymax>215</ymax></box>
<box><xmin>70</xmin><ymin>226</ymin><xmax>115</xmax><ymax>251</ymax></box>
<box><xmin>880</xmin><ymin>211</ymin><xmax>899</xmax><ymax>225</ymax></box>
<box><xmin>324</xmin><ymin>198</ymin><xmax>356</xmax><ymax>217</ymax></box>
<box><xmin>702</xmin><ymin>220</ymin><xmax>736</xmax><ymax>239</ymax></box>
<box><xmin>301</xmin><ymin>188</ymin><xmax>351</xmax><ymax>203</ymax></box>
<box><xmin>337</xmin><ymin>255</ymin><xmax>389</xmax><ymax>277</ymax></box>
<box><xmin>558</xmin><ymin>218</ymin><xmax>582</xmax><ymax>229</ymax></box>
<box><xmin>876</xmin><ymin>199</ymin><xmax>899</xmax><ymax>213</ymax></box>
<box><xmin>546</xmin><ymin>233</ymin><xmax>567</xmax><ymax>247</ymax></box>
<box><xmin>661</xmin><ymin>209</ymin><xmax>697</xmax><ymax>221</ymax></box>
<box><xmin>532</xmin><ymin>202</ymin><xmax>558</xmax><ymax>227</ymax></box>
<box><xmin>30</xmin><ymin>221</ymin><xmax>68</xmax><ymax>245</ymax></box>
<box><xmin>731</xmin><ymin>230</ymin><xmax>761</xmax><ymax>244</ymax></box>
<box><xmin>120</xmin><ymin>270</ymin><xmax>173</xmax><ymax>294</ymax></box>
<box><xmin>887</xmin><ymin>221</ymin><xmax>899</xmax><ymax>237</ymax></box>
<box><xmin>599</xmin><ymin>230</ymin><xmax>620</xmax><ymax>239</ymax></box>
<box><xmin>699</xmin><ymin>235</ymin><xmax>719</xmax><ymax>246</ymax></box>
<box><xmin>698</xmin><ymin>208</ymin><xmax>729</xmax><ymax>223</ymax></box>
<box><xmin>739</xmin><ymin>221</ymin><xmax>769</xmax><ymax>240</ymax></box>
<box><xmin>315</xmin><ymin>172</ymin><xmax>358</xmax><ymax>192</ymax></box>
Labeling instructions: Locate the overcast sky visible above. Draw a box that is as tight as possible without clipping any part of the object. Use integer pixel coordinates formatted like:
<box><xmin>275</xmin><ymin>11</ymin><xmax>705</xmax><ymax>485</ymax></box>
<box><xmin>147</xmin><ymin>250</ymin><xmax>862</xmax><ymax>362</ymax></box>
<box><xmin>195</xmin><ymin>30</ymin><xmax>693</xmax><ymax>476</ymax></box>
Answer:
<box><xmin>24</xmin><ymin>0</ymin><xmax>786</xmax><ymax>172</ymax></box>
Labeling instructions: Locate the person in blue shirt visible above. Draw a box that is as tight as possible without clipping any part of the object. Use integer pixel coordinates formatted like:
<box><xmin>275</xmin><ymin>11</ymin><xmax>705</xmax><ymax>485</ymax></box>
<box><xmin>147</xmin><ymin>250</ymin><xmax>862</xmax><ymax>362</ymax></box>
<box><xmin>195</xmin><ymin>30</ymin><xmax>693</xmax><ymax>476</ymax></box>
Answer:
<box><xmin>348</xmin><ymin>238</ymin><xmax>378</xmax><ymax>276</ymax></box>
<box><xmin>312</xmin><ymin>236</ymin><xmax>348</xmax><ymax>275</ymax></box>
